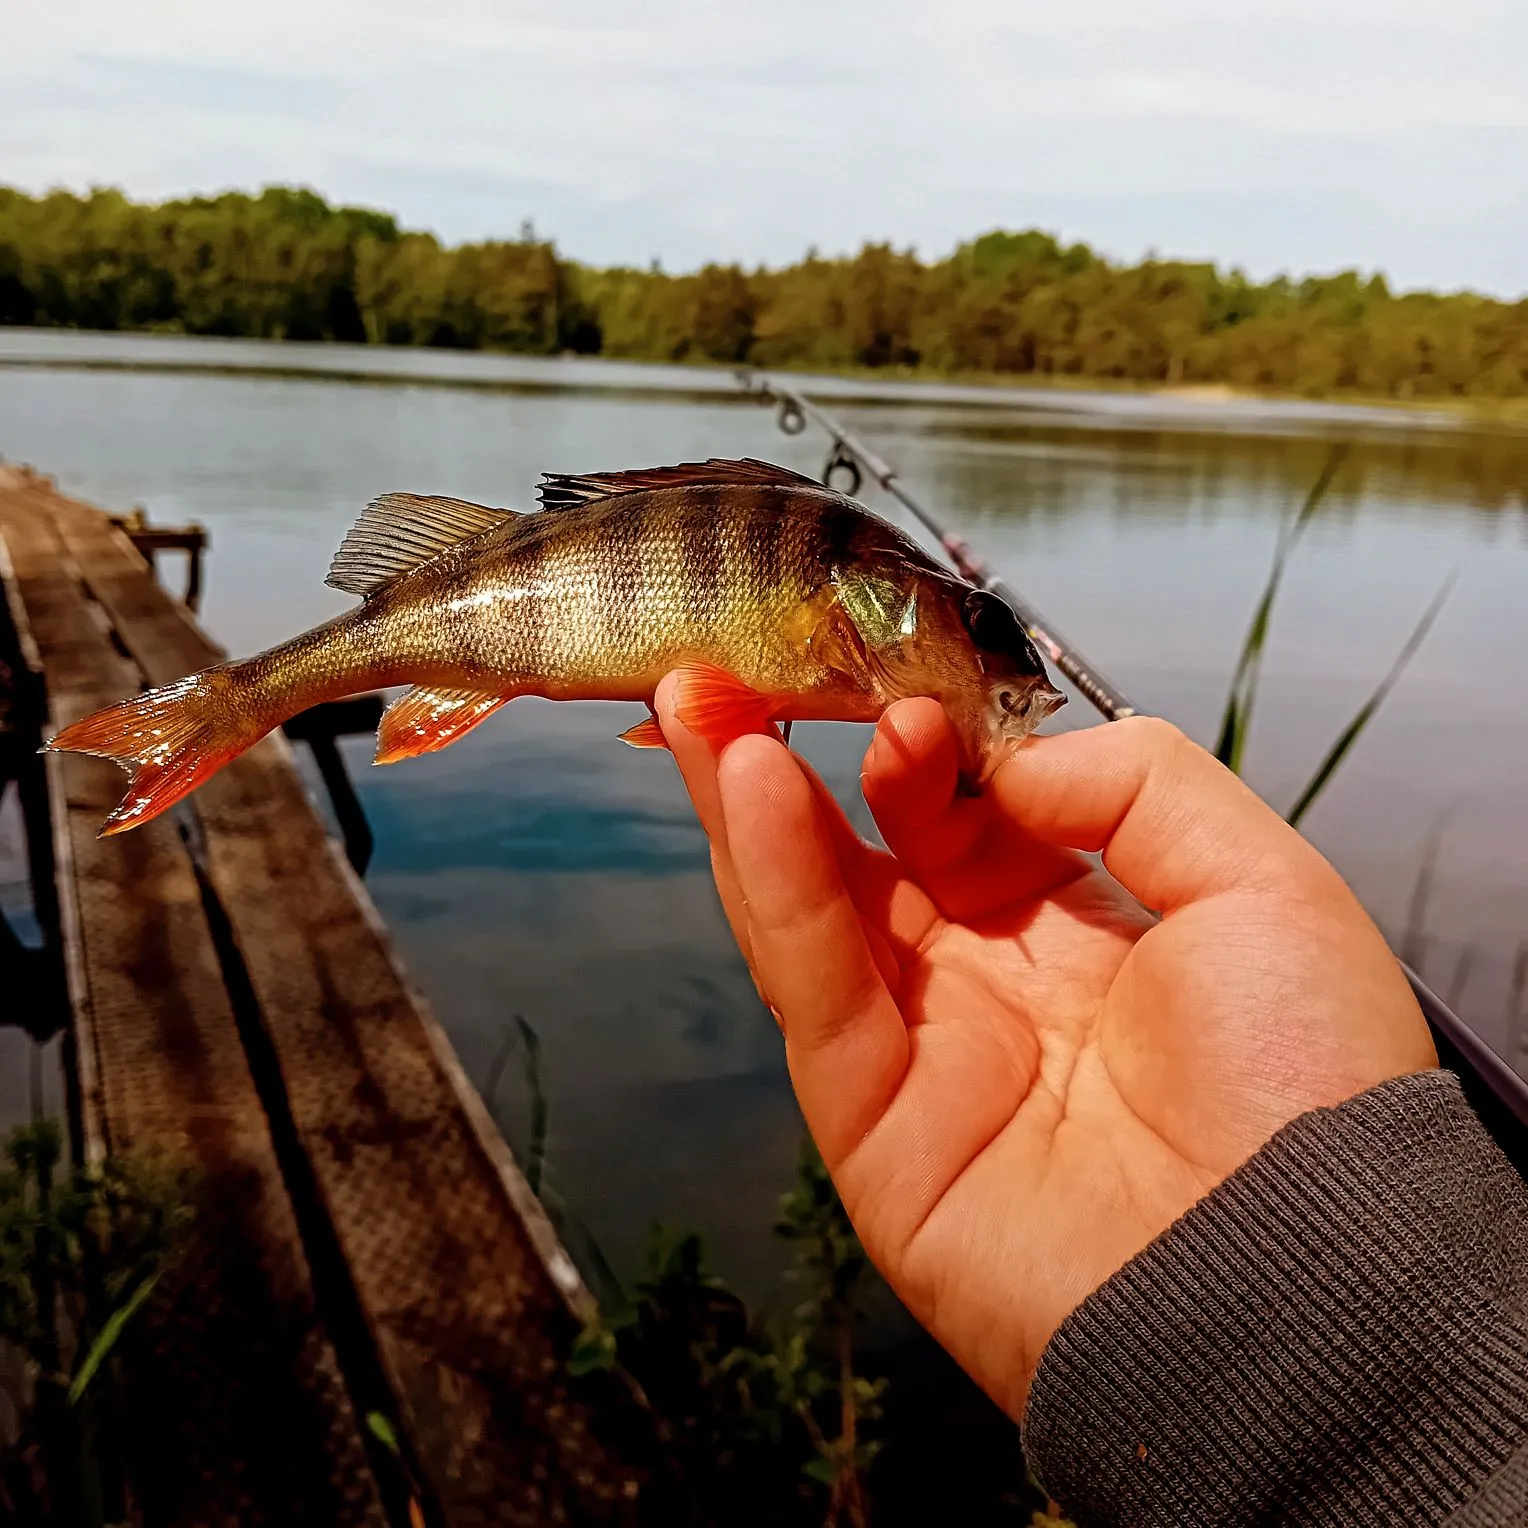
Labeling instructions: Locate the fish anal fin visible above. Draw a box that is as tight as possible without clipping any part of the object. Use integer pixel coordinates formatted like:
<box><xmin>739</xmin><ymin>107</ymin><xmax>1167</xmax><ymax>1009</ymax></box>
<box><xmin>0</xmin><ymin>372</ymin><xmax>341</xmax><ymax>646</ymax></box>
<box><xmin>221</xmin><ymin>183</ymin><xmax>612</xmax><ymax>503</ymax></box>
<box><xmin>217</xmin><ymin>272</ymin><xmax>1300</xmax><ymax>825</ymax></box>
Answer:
<box><xmin>374</xmin><ymin>686</ymin><xmax>513</xmax><ymax>764</ymax></box>
<box><xmin>539</xmin><ymin>458</ymin><xmax>827</xmax><ymax>511</ymax></box>
<box><xmin>672</xmin><ymin>663</ymin><xmax>776</xmax><ymax>746</ymax></box>
<box><xmin>328</xmin><ymin>493</ymin><xmax>513</xmax><ymax>598</ymax></box>
<box><xmin>617</xmin><ymin>715</ymin><xmax>670</xmax><ymax>751</ymax></box>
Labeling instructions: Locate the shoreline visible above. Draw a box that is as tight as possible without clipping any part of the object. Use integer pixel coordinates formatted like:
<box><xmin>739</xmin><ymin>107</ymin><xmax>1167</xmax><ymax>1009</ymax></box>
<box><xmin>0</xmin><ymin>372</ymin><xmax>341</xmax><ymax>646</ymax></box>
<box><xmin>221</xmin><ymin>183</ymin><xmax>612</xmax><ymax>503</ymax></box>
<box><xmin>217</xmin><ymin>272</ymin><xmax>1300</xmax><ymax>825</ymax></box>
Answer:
<box><xmin>3</xmin><ymin>323</ymin><xmax>1523</xmax><ymax>432</ymax></box>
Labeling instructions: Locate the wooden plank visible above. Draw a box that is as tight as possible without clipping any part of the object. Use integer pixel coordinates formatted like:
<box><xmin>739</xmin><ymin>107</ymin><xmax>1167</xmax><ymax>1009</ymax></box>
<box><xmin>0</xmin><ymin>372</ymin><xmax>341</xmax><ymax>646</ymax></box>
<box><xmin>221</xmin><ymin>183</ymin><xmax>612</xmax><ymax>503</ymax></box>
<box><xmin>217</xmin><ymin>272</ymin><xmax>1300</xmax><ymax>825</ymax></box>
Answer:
<box><xmin>39</xmin><ymin>484</ymin><xmax>654</xmax><ymax>1523</ymax></box>
<box><xmin>0</xmin><ymin>479</ymin><xmax>387</xmax><ymax>1528</ymax></box>
<box><xmin>108</xmin><ymin>525</ymin><xmax>207</xmax><ymax>553</ymax></box>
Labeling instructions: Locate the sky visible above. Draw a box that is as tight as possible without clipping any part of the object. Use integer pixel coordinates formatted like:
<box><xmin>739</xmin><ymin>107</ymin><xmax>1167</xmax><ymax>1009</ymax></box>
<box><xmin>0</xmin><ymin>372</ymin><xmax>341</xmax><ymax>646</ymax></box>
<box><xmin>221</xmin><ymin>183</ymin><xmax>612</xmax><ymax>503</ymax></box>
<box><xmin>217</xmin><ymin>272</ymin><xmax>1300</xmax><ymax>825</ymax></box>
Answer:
<box><xmin>4</xmin><ymin>0</ymin><xmax>1526</xmax><ymax>295</ymax></box>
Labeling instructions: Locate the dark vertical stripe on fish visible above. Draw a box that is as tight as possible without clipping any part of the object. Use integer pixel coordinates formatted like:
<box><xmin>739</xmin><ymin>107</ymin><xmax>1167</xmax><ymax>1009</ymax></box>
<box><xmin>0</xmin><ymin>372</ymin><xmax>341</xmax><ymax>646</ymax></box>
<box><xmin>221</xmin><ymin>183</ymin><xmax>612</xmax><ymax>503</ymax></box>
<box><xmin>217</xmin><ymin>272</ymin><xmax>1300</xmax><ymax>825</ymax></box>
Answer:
<box><xmin>820</xmin><ymin>498</ymin><xmax>866</xmax><ymax>582</ymax></box>
<box><xmin>750</xmin><ymin>487</ymin><xmax>792</xmax><ymax>600</ymax></box>
<box><xmin>515</xmin><ymin>533</ymin><xmax>547</xmax><ymax>681</ymax></box>
<box><xmin>683</xmin><ymin>486</ymin><xmax>726</xmax><ymax>634</ymax></box>
<box><xmin>601</xmin><ymin>494</ymin><xmax>646</xmax><ymax>672</ymax></box>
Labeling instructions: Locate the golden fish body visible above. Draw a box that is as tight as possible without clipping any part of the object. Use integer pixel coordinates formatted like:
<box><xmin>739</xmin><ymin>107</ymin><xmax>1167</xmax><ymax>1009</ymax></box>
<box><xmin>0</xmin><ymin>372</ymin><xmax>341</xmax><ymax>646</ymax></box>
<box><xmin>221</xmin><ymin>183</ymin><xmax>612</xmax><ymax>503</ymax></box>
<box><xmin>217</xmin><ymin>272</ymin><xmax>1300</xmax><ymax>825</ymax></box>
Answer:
<box><xmin>353</xmin><ymin>479</ymin><xmax>889</xmax><ymax>708</ymax></box>
<box><xmin>48</xmin><ymin>459</ymin><xmax>1064</xmax><ymax>835</ymax></box>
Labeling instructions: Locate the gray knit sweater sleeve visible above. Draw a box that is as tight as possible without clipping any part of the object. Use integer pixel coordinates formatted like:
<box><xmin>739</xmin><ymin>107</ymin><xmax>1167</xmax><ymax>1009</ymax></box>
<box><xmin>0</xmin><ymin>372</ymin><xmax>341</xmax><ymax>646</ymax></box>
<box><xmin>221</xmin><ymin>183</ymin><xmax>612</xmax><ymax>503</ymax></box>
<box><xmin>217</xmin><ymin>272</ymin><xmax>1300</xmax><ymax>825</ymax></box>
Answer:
<box><xmin>1022</xmin><ymin>1071</ymin><xmax>1528</xmax><ymax>1526</ymax></box>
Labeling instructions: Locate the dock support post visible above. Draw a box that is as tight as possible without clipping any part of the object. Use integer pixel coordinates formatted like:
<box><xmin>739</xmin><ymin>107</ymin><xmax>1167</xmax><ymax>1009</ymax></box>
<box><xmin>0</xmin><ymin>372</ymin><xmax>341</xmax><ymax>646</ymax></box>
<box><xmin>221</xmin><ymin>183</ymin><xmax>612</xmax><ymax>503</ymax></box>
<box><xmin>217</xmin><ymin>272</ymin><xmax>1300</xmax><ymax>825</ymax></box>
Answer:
<box><xmin>282</xmin><ymin>695</ymin><xmax>386</xmax><ymax>876</ymax></box>
<box><xmin>305</xmin><ymin>733</ymin><xmax>374</xmax><ymax>876</ymax></box>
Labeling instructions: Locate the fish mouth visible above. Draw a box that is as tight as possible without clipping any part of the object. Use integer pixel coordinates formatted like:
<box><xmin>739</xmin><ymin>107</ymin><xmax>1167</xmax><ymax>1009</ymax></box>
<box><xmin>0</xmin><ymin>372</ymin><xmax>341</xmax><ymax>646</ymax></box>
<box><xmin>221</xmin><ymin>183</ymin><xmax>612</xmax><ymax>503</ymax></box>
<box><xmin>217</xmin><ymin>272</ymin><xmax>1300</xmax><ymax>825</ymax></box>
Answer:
<box><xmin>974</xmin><ymin>682</ymin><xmax>1068</xmax><ymax>783</ymax></box>
<box><xmin>1030</xmin><ymin>685</ymin><xmax>1068</xmax><ymax>724</ymax></box>
<box><xmin>995</xmin><ymin>682</ymin><xmax>1067</xmax><ymax>738</ymax></box>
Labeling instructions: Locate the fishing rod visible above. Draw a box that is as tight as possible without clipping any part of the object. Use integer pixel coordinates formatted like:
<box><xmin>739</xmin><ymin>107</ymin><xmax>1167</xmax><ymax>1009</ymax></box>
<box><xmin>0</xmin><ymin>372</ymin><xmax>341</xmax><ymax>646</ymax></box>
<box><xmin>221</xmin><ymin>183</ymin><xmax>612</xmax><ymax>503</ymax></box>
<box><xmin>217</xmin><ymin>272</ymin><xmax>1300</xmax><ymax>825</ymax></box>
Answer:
<box><xmin>736</xmin><ymin>369</ymin><xmax>1528</xmax><ymax>1164</ymax></box>
<box><xmin>735</xmin><ymin>371</ymin><xmax>1137</xmax><ymax>722</ymax></box>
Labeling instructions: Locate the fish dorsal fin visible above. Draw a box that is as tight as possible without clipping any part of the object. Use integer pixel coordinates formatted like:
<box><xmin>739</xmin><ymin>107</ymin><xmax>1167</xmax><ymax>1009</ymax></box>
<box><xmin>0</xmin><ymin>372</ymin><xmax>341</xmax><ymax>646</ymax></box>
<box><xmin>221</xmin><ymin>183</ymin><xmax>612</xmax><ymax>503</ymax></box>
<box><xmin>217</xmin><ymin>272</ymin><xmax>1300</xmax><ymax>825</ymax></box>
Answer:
<box><xmin>327</xmin><ymin>493</ymin><xmax>513</xmax><ymax>597</ymax></box>
<box><xmin>538</xmin><ymin>457</ymin><xmax>827</xmax><ymax>511</ymax></box>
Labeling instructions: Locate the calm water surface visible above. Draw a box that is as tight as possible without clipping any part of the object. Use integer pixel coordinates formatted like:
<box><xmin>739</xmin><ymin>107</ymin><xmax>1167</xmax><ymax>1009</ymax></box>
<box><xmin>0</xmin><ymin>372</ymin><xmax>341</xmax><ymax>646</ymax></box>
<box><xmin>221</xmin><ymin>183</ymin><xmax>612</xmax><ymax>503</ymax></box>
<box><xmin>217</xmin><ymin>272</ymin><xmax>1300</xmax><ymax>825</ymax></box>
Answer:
<box><xmin>2</xmin><ymin>330</ymin><xmax>1525</xmax><ymax>1295</ymax></box>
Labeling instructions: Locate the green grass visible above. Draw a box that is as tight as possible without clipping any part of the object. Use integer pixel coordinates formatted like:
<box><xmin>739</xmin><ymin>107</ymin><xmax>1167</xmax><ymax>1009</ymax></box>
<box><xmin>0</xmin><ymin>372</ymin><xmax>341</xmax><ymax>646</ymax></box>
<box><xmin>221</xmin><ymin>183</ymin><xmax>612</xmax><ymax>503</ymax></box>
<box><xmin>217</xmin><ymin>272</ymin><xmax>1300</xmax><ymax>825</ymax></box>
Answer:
<box><xmin>0</xmin><ymin>1121</ymin><xmax>193</xmax><ymax>1527</ymax></box>
<box><xmin>1399</xmin><ymin>818</ymin><xmax>1450</xmax><ymax>973</ymax></box>
<box><xmin>1214</xmin><ymin>443</ymin><xmax>1455</xmax><ymax>828</ymax></box>
<box><xmin>1285</xmin><ymin>576</ymin><xmax>1456</xmax><ymax>831</ymax></box>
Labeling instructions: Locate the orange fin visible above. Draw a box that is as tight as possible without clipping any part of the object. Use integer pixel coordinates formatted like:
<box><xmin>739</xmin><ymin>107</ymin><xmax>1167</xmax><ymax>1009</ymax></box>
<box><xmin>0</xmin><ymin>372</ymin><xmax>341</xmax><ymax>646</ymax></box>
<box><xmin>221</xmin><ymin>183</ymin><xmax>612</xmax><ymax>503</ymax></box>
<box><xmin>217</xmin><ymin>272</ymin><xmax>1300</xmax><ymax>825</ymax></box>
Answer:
<box><xmin>617</xmin><ymin>715</ymin><xmax>670</xmax><ymax>750</ymax></box>
<box><xmin>672</xmin><ymin>663</ymin><xmax>776</xmax><ymax>746</ymax></box>
<box><xmin>45</xmin><ymin>673</ymin><xmax>266</xmax><ymax>837</ymax></box>
<box><xmin>375</xmin><ymin>686</ymin><xmax>512</xmax><ymax>764</ymax></box>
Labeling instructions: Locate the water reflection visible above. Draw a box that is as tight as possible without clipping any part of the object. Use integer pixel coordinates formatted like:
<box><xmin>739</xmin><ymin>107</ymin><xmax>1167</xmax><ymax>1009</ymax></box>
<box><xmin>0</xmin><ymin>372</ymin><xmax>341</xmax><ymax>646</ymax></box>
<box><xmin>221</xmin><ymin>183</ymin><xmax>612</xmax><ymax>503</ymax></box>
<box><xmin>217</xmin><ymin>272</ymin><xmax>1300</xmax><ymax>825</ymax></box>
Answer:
<box><xmin>2</xmin><ymin>335</ymin><xmax>1525</xmax><ymax>1284</ymax></box>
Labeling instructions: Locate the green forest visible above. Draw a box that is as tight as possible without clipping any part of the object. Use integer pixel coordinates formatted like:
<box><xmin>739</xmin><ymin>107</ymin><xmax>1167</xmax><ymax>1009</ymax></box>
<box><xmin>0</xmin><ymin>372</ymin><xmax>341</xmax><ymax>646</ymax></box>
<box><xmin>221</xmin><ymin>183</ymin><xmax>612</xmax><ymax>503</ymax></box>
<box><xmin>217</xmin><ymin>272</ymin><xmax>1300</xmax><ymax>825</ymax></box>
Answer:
<box><xmin>2</xmin><ymin>183</ymin><xmax>1526</xmax><ymax>400</ymax></box>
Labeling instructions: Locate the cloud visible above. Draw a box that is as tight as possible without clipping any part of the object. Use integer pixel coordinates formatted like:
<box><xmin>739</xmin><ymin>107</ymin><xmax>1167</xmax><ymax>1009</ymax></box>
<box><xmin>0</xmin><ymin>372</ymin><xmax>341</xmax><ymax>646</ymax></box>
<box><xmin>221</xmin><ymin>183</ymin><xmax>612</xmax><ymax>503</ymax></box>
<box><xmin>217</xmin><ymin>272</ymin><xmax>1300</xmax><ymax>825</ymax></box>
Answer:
<box><xmin>3</xmin><ymin>0</ymin><xmax>1524</xmax><ymax>293</ymax></box>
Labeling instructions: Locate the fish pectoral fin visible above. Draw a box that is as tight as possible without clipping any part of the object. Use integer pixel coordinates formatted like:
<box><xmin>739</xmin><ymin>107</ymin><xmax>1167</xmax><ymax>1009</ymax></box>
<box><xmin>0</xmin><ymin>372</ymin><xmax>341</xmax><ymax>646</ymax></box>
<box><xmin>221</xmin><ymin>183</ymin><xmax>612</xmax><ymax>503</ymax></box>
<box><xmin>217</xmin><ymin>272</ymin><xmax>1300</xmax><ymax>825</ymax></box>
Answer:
<box><xmin>617</xmin><ymin>714</ymin><xmax>670</xmax><ymax>751</ymax></box>
<box><xmin>671</xmin><ymin>663</ymin><xmax>776</xmax><ymax>746</ymax></box>
<box><xmin>374</xmin><ymin>686</ymin><xmax>514</xmax><ymax>764</ymax></box>
<box><xmin>812</xmin><ymin>574</ymin><xmax>927</xmax><ymax>701</ymax></box>
<box><xmin>791</xmin><ymin>586</ymin><xmax>865</xmax><ymax>675</ymax></box>
<box><xmin>834</xmin><ymin>569</ymin><xmax>917</xmax><ymax>649</ymax></box>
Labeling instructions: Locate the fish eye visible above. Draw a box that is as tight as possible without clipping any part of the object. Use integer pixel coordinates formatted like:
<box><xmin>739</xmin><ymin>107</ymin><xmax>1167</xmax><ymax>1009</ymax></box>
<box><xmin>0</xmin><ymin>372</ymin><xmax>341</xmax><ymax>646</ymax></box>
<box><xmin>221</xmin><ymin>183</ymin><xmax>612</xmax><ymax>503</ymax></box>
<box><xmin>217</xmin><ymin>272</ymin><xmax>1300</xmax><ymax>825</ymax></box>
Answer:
<box><xmin>962</xmin><ymin>589</ymin><xmax>1014</xmax><ymax>650</ymax></box>
<box><xmin>962</xmin><ymin>589</ymin><xmax>1046</xmax><ymax>674</ymax></box>
<box><xmin>998</xmin><ymin>689</ymin><xmax>1017</xmax><ymax>712</ymax></box>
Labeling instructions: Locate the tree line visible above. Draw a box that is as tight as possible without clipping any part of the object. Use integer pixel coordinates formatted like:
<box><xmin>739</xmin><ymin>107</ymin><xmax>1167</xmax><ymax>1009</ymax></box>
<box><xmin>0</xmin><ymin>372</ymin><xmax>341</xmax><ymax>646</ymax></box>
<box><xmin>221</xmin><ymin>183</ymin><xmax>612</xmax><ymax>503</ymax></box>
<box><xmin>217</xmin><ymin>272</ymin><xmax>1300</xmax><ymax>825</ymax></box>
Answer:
<box><xmin>2</xmin><ymin>184</ymin><xmax>1525</xmax><ymax>400</ymax></box>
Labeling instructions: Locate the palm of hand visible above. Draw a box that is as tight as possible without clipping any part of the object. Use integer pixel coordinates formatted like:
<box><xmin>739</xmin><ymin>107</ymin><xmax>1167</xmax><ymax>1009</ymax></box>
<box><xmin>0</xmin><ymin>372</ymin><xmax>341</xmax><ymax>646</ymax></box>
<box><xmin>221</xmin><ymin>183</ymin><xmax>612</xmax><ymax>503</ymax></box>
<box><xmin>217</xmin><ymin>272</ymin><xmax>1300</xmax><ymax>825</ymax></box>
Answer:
<box><xmin>656</xmin><ymin>683</ymin><xmax>1433</xmax><ymax>1420</ymax></box>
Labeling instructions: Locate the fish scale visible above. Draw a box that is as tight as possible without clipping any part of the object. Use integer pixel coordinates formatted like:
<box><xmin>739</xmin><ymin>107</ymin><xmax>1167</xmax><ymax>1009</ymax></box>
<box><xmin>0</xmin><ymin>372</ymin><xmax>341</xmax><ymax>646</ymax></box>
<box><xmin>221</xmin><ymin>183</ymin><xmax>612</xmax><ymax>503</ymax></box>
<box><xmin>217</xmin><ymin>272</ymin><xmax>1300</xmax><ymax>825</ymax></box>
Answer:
<box><xmin>45</xmin><ymin>458</ymin><xmax>1065</xmax><ymax>835</ymax></box>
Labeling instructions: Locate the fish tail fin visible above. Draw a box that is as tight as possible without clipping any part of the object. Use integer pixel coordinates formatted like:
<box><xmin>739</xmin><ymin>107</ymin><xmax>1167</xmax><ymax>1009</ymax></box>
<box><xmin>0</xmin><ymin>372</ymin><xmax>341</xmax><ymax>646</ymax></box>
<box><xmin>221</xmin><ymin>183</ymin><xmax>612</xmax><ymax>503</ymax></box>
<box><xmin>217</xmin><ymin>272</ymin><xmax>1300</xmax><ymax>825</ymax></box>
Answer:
<box><xmin>45</xmin><ymin>667</ymin><xmax>272</xmax><ymax>837</ymax></box>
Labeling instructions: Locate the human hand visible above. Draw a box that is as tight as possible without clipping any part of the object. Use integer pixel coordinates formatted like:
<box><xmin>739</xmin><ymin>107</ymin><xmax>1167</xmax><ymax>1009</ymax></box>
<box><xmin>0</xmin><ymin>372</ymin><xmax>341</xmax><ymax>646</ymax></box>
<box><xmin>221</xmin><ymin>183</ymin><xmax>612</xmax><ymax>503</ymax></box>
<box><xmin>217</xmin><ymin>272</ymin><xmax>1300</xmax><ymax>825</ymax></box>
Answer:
<box><xmin>654</xmin><ymin>678</ymin><xmax>1435</xmax><ymax>1419</ymax></box>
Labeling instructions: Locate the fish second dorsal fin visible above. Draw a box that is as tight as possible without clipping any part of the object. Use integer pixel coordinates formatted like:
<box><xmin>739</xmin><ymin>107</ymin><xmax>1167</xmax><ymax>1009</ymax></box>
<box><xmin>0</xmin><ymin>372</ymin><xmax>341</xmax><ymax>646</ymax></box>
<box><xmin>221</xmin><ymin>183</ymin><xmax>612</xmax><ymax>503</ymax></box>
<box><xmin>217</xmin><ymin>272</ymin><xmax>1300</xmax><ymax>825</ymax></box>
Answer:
<box><xmin>537</xmin><ymin>458</ymin><xmax>828</xmax><ymax>511</ymax></box>
<box><xmin>327</xmin><ymin>493</ymin><xmax>513</xmax><ymax>597</ymax></box>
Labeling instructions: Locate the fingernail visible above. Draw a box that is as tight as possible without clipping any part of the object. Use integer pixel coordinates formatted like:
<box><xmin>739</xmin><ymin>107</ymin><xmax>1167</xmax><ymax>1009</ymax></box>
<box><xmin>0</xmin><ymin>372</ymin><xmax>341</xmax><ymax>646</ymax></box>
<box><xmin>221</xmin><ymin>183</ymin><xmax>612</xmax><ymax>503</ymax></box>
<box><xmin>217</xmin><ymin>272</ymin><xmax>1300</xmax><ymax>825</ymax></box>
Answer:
<box><xmin>862</xmin><ymin>730</ymin><xmax>885</xmax><ymax>778</ymax></box>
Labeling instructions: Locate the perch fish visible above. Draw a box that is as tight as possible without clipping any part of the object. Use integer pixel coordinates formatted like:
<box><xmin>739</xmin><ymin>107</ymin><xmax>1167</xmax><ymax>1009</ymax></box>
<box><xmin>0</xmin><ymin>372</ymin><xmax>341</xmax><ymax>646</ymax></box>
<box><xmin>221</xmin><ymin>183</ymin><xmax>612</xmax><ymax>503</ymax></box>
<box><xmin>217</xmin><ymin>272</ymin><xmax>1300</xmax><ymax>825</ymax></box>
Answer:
<box><xmin>46</xmin><ymin>458</ymin><xmax>1065</xmax><ymax>834</ymax></box>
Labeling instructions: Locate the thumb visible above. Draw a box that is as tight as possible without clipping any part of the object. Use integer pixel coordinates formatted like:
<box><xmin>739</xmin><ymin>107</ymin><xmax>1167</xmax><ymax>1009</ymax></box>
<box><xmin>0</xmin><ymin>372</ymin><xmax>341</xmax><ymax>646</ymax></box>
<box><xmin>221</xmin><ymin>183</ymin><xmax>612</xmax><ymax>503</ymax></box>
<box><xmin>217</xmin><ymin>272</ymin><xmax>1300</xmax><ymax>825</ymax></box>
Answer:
<box><xmin>990</xmin><ymin>716</ymin><xmax>1339</xmax><ymax>915</ymax></box>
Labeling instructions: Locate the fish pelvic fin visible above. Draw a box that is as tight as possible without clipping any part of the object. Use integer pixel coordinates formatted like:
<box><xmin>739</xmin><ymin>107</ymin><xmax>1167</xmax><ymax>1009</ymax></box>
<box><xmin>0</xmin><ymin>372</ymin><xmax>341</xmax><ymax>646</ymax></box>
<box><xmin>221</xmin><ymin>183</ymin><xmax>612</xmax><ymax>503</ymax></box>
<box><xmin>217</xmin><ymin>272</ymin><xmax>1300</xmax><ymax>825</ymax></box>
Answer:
<box><xmin>45</xmin><ymin>670</ymin><xmax>269</xmax><ymax>837</ymax></box>
<box><xmin>672</xmin><ymin>663</ymin><xmax>777</xmax><ymax>747</ymax></box>
<box><xmin>328</xmin><ymin>493</ymin><xmax>514</xmax><ymax>598</ymax></box>
<box><xmin>374</xmin><ymin>686</ymin><xmax>513</xmax><ymax>764</ymax></box>
<box><xmin>617</xmin><ymin>714</ymin><xmax>669</xmax><ymax>751</ymax></box>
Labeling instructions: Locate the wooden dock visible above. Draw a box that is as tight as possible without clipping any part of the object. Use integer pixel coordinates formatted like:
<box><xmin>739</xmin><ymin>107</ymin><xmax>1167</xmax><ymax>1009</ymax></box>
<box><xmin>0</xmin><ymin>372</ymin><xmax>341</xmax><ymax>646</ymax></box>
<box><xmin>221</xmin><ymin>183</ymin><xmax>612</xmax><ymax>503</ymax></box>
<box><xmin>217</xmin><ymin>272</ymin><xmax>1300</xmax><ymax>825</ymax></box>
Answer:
<box><xmin>0</xmin><ymin>466</ymin><xmax>658</xmax><ymax>1526</ymax></box>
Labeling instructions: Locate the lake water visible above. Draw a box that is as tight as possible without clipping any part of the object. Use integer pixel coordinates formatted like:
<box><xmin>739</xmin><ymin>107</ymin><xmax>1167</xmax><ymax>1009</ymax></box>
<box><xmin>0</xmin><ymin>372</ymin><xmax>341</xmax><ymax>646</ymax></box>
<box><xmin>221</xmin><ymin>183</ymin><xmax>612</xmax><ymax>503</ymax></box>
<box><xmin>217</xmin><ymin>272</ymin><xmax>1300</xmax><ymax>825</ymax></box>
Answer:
<box><xmin>2</xmin><ymin>330</ymin><xmax>1526</xmax><ymax>1300</ymax></box>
